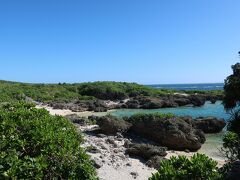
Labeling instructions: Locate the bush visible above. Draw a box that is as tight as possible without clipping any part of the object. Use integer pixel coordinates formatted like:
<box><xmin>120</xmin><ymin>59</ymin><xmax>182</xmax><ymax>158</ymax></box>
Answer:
<box><xmin>0</xmin><ymin>102</ymin><xmax>97</xmax><ymax>179</ymax></box>
<box><xmin>149</xmin><ymin>154</ymin><xmax>222</xmax><ymax>180</ymax></box>
<box><xmin>222</xmin><ymin>132</ymin><xmax>240</xmax><ymax>162</ymax></box>
<box><xmin>126</xmin><ymin>113</ymin><xmax>175</xmax><ymax>125</ymax></box>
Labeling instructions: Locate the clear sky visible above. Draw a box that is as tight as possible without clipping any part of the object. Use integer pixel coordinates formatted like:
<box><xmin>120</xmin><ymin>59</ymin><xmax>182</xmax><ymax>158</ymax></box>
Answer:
<box><xmin>0</xmin><ymin>0</ymin><xmax>239</xmax><ymax>84</ymax></box>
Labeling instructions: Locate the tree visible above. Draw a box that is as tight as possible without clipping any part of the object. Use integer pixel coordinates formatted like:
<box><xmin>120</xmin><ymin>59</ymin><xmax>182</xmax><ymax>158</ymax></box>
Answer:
<box><xmin>221</xmin><ymin>53</ymin><xmax>240</xmax><ymax>179</ymax></box>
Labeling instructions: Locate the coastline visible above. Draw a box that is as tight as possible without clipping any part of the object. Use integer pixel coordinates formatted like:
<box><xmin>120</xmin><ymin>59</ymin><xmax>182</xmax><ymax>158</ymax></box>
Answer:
<box><xmin>36</xmin><ymin>104</ymin><xmax>227</xmax><ymax>180</ymax></box>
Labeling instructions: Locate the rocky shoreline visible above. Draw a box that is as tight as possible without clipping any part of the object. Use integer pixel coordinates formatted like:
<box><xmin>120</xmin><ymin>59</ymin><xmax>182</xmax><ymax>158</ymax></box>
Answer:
<box><xmin>37</xmin><ymin>104</ymin><xmax>227</xmax><ymax>180</ymax></box>
<box><xmin>76</xmin><ymin>116</ymin><xmax>226</xmax><ymax>180</ymax></box>
<box><xmin>47</xmin><ymin>93</ymin><xmax>223</xmax><ymax>113</ymax></box>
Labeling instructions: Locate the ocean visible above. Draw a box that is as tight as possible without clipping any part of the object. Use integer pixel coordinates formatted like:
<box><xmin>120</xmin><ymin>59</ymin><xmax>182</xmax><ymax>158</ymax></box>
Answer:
<box><xmin>148</xmin><ymin>83</ymin><xmax>224</xmax><ymax>91</ymax></box>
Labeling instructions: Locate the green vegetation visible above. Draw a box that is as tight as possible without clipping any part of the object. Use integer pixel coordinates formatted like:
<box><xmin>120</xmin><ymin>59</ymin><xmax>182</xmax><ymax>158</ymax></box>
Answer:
<box><xmin>149</xmin><ymin>154</ymin><xmax>222</xmax><ymax>180</ymax></box>
<box><xmin>126</xmin><ymin>112</ymin><xmax>175</xmax><ymax>125</ymax></box>
<box><xmin>220</xmin><ymin>58</ymin><xmax>240</xmax><ymax>178</ymax></box>
<box><xmin>223</xmin><ymin>62</ymin><xmax>240</xmax><ymax>109</ymax></box>
<box><xmin>0</xmin><ymin>102</ymin><xmax>97</xmax><ymax>179</ymax></box>
<box><xmin>183</xmin><ymin>89</ymin><xmax>223</xmax><ymax>96</ymax></box>
<box><xmin>0</xmin><ymin>80</ymin><xmax>222</xmax><ymax>103</ymax></box>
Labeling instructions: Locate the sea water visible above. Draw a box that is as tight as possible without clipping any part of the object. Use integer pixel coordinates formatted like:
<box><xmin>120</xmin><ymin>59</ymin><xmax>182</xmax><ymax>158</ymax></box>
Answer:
<box><xmin>148</xmin><ymin>83</ymin><xmax>224</xmax><ymax>91</ymax></box>
<box><xmin>110</xmin><ymin>101</ymin><xmax>229</xmax><ymax>120</ymax></box>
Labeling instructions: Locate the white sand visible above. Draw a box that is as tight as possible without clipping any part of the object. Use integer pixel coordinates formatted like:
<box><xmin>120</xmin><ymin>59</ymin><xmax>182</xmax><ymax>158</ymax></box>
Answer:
<box><xmin>36</xmin><ymin>105</ymin><xmax>112</xmax><ymax>117</ymax></box>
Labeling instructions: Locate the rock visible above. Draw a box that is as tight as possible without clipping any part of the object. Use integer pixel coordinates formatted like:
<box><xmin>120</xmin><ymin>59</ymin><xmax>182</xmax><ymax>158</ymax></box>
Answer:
<box><xmin>146</xmin><ymin>155</ymin><xmax>166</xmax><ymax>169</ymax></box>
<box><xmin>130</xmin><ymin>172</ymin><xmax>139</xmax><ymax>179</ymax></box>
<box><xmin>194</xmin><ymin>117</ymin><xmax>226</xmax><ymax>133</ymax></box>
<box><xmin>93</xmin><ymin>107</ymin><xmax>108</xmax><ymax>112</ymax></box>
<box><xmin>93</xmin><ymin>158</ymin><xmax>103</xmax><ymax>169</ymax></box>
<box><xmin>116</xmin><ymin>132</ymin><xmax>123</xmax><ymax>138</ymax></box>
<box><xmin>225</xmin><ymin>161</ymin><xmax>240</xmax><ymax>180</ymax></box>
<box><xmin>106</xmin><ymin>138</ymin><xmax>118</xmax><ymax>148</ymax></box>
<box><xmin>127</xmin><ymin>115</ymin><xmax>206</xmax><ymax>151</ymax></box>
<box><xmin>124</xmin><ymin>139</ymin><xmax>131</xmax><ymax>148</ymax></box>
<box><xmin>126</xmin><ymin>162</ymin><xmax>132</xmax><ymax>166</ymax></box>
<box><xmin>51</xmin><ymin>102</ymin><xmax>67</xmax><ymax>109</ymax></box>
<box><xmin>189</xmin><ymin>95</ymin><xmax>206</xmax><ymax>107</ymax></box>
<box><xmin>64</xmin><ymin>114</ymin><xmax>87</xmax><ymax>125</ymax></box>
<box><xmin>97</xmin><ymin>134</ymin><xmax>107</xmax><ymax>138</ymax></box>
<box><xmin>126</xmin><ymin>143</ymin><xmax>167</xmax><ymax>160</ymax></box>
<box><xmin>86</xmin><ymin>146</ymin><xmax>101</xmax><ymax>154</ymax></box>
<box><xmin>140</xmin><ymin>98</ymin><xmax>165</xmax><ymax>109</ymax></box>
<box><xmin>173</xmin><ymin>97</ymin><xmax>191</xmax><ymax>106</ymax></box>
<box><xmin>125</xmin><ymin>99</ymin><xmax>140</xmax><ymax>108</ymax></box>
<box><xmin>97</xmin><ymin>115</ymin><xmax>132</xmax><ymax>135</ymax></box>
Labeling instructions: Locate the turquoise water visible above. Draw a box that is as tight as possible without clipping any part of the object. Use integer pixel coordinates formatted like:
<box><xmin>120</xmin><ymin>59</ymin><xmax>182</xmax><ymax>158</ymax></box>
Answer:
<box><xmin>110</xmin><ymin>101</ymin><xmax>230</xmax><ymax>120</ymax></box>
<box><xmin>109</xmin><ymin>101</ymin><xmax>229</xmax><ymax>160</ymax></box>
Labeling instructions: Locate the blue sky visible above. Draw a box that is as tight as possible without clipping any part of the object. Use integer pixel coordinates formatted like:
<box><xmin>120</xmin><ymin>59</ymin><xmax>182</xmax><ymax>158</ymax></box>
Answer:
<box><xmin>0</xmin><ymin>0</ymin><xmax>239</xmax><ymax>84</ymax></box>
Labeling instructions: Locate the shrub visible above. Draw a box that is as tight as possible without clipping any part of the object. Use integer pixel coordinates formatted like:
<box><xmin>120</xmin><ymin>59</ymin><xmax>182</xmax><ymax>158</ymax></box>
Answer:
<box><xmin>126</xmin><ymin>113</ymin><xmax>175</xmax><ymax>125</ymax></box>
<box><xmin>0</xmin><ymin>102</ymin><xmax>97</xmax><ymax>179</ymax></box>
<box><xmin>149</xmin><ymin>154</ymin><xmax>222</xmax><ymax>180</ymax></box>
<box><xmin>222</xmin><ymin>132</ymin><xmax>240</xmax><ymax>162</ymax></box>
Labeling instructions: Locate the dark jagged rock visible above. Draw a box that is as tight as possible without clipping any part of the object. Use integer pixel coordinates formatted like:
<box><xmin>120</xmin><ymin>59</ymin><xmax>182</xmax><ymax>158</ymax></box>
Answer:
<box><xmin>126</xmin><ymin>143</ymin><xmax>167</xmax><ymax>160</ymax></box>
<box><xmin>189</xmin><ymin>95</ymin><xmax>206</xmax><ymax>107</ymax></box>
<box><xmin>194</xmin><ymin>117</ymin><xmax>226</xmax><ymax>133</ymax></box>
<box><xmin>173</xmin><ymin>97</ymin><xmax>191</xmax><ymax>106</ymax></box>
<box><xmin>127</xmin><ymin>115</ymin><xmax>206</xmax><ymax>151</ymax></box>
<box><xmin>96</xmin><ymin>115</ymin><xmax>132</xmax><ymax>135</ymax></box>
<box><xmin>125</xmin><ymin>99</ymin><xmax>140</xmax><ymax>109</ymax></box>
<box><xmin>139</xmin><ymin>98</ymin><xmax>165</xmax><ymax>109</ymax></box>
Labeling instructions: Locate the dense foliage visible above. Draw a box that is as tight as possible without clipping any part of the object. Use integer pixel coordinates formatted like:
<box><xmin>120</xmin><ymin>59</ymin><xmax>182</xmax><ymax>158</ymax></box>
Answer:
<box><xmin>222</xmin><ymin>132</ymin><xmax>240</xmax><ymax>162</ymax></box>
<box><xmin>0</xmin><ymin>80</ymin><xmax>222</xmax><ymax>103</ymax></box>
<box><xmin>149</xmin><ymin>154</ymin><xmax>222</xmax><ymax>180</ymax></box>
<box><xmin>0</xmin><ymin>102</ymin><xmax>97</xmax><ymax>179</ymax></box>
<box><xmin>223</xmin><ymin>62</ymin><xmax>240</xmax><ymax>109</ymax></box>
<box><xmin>221</xmin><ymin>58</ymin><xmax>240</xmax><ymax>178</ymax></box>
<box><xmin>126</xmin><ymin>112</ymin><xmax>175</xmax><ymax>125</ymax></box>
